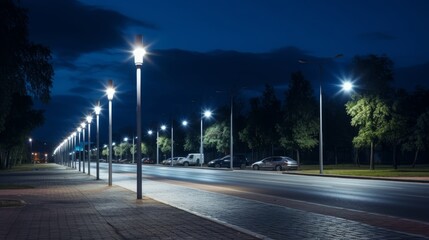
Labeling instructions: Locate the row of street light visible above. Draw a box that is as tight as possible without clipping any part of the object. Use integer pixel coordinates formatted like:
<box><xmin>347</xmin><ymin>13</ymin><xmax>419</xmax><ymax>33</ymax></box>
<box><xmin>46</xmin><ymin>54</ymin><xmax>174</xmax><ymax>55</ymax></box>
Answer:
<box><xmin>145</xmin><ymin>113</ymin><xmax>213</xmax><ymax>167</ymax></box>
<box><xmin>53</xmin><ymin>36</ymin><xmax>143</xmax><ymax>199</ymax></box>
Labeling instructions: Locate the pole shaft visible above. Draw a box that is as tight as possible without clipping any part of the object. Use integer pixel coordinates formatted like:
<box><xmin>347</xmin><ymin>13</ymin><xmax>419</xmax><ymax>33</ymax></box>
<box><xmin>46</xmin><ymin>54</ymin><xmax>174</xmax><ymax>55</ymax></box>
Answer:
<box><xmin>171</xmin><ymin>126</ymin><xmax>173</xmax><ymax>166</ymax></box>
<box><xmin>230</xmin><ymin>95</ymin><xmax>233</xmax><ymax>169</ymax></box>
<box><xmin>200</xmin><ymin>118</ymin><xmax>203</xmax><ymax>167</ymax></box>
<box><xmin>319</xmin><ymin>82</ymin><xmax>323</xmax><ymax>174</ymax></box>
<box><xmin>109</xmin><ymin>100</ymin><xmax>113</xmax><ymax>186</ymax></box>
<box><xmin>136</xmin><ymin>66</ymin><xmax>142</xmax><ymax>199</ymax></box>
<box><xmin>88</xmin><ymin>123</ymin><xmax>91</xmax><ymax>175</ymax></box>
<box><xmin>96</xmin><ymin>115</ymin><xmax>100</xmax><ymax>180</ymax></box>
<box><xmin>83</xmin><ymin>129</ymin><xmax>86</xmax><ymax>173</ymax></box>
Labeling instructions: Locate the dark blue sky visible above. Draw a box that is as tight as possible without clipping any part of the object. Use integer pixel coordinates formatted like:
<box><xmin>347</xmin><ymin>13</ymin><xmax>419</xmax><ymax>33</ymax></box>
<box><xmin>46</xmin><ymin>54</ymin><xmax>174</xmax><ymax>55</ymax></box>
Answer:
<box><xmin>22</xmin><ymin>0</ymin><xmax>429</xmax><ymax>149</ymax></box>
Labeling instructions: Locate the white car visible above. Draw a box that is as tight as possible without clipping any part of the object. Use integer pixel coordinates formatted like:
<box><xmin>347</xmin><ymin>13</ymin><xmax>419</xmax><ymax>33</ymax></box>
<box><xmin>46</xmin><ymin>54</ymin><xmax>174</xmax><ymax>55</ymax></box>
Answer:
<box><xmin>177</xmin><ymin>153</ymin><xmax>204</xmax><ymax>166</ymax></box>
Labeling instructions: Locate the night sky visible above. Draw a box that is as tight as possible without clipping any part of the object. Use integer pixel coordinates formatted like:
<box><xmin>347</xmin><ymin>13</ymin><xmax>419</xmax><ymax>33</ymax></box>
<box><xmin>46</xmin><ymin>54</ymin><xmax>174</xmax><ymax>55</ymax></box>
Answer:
<box><xmin>22</xmin><ymin>0</ymin><xmax>429</xmax><ymax>149</ymax></box>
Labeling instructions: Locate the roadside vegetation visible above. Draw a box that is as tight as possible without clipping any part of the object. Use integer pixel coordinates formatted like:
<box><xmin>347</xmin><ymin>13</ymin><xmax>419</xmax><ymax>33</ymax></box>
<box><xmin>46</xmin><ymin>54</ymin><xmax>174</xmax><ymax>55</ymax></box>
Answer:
<box><xmin>298</xmin><ymin>164</ymin><xmax>429</xmax><ymax>177</ymax></box>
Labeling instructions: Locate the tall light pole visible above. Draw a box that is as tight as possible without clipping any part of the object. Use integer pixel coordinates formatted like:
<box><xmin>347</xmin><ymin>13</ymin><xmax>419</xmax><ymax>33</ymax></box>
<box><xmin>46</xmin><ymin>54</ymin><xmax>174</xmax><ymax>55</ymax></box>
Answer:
<box><xmin>81</xmin><ymin>122</ymin><xmax>86</xmax><ymax>173</ymax></box>
<box><xmin>106</xmin><ymin>80</ymin><xmax>115</xmax><ymax>186</ymax></box>
<box><xmin>73</xmin><ymin>132</ymin><xmax>77</xmax><ymax>168</ymax></box>
<box><xmin>67</xmin><ymin>136</ymin><xmax>71</xmax><ymax>167</ymax></box>
<box><xmin>299</xmin><ymin>54</ymin><xmax>342</xmax><ymax>174</ymax></box>
<box><xmin>159</xmin><ymin>125</ymin><xmax>167</xmax><ymax>164</ymax></box>
<box><xmin>147</xmin><ymin>130</ymin><xmax>154</xmax><ymax>163</ymax></box>
<box><xmin>29</xmin><ymin>138</ymin><xmax>33</xmax><ymax>165</ymax></box>
<box><xmin>132</xmin><ymin>136</ymin><xmax>137</xmax><ymax>163</ymax></box>
<box><xmin>86</xmin><ymin>115</ymin><xmax>93</xmax><ymax>176</ymax></box>
<box><xmin>200</xmin><ymin>110</ymin><xmax>212</xmax><ymax>167</ymax></box>
<box><xmin>77</xmin><ymin>127</ymin><xmax>82</xmax><ymax>171</ymax></box>
<box><xmin>171</xmin><ymin>123</ymin><xmax>173</xmax><ymax>166</ymax></box>
<box><xmin>230</xmin><ymin>95</ymin><xmax>233</xmax><ymax>169</ymax></box>
<box><xmin>134</xmin><ymin>34</ymin><xmax>146</xmax><ymax>200</ymax></box>
<box><xmin>171</xmin><ymin>120</ymin><xmax>188</xmax><ymax>167</ymax></box>
<box><xmin>94</xmin><ymin>103</ymin><xmax>101</xmax><ymax>180</ymax></box>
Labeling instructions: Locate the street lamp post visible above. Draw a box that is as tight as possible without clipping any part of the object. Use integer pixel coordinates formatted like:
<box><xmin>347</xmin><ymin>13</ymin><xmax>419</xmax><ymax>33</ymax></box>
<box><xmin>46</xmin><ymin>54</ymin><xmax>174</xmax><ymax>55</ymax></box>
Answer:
<box><xmin>29</xmin><ymin>138</ymin><xmax>33</xmax><ymax>165</ymax></box>
<box><xmin>171</xmin><ymin>124</ymin><xmax>173</xmax><ymax>166</ymax></box>
<box><xmin>159</xmin><ymin>125</ymin><xmax>167</xmax><ymax>164</ymax></box>
<box><xmin>86</xmin><ymin>115</ymin><xmax>93</xmax><ymax>176</ymax></box>
<box><xmin>73</xmin><ymin>132</ymin><xmax>77</xmax><ymax>168</ymax></box>
<box><xmin>200</xmin><ymin>110</ymin><xmax>212</xmax><ymax>167</ymax></box>
<box><xmin>170</xmin><ymin>120</ymin><xmax>188</xmax><ymax>167</ymax></box>
<box><xmin>77</xmin><ymin>127</ymin><xmax>82</xmax><ymax>171</ymax></box>
<box><xmin>67</xmin><ymin>136</ymin><xmax>71</xmax><ymax>167</ymax></box>
<box><xmin>147</xmin><ymin>130</ymin><xmax>154</xmax><ymax>163</ymax></box>
<box><xmin>132</xmin><ymin>136</ymin><xmax>137</xmax><ymax>163</ymax></box>
<box><xmin>95</xmin><ymin>103</ymin><xmax>101</xmax><ymax>180</ymax></box>
<box><xmin>230</xmin><ymin>95</ymin><xmax>233</xmax><ymax>169</ymax></box>
<box><xmin>299</xmin><ymin>54</ymin><xmax>342</xmax><ymax>174</ymax></box>
<box><xmin>134</xmin><ymin>34</ymin><xmax>146</xmax><ymax>200</ymax></box>
<box><xmin>81</xmin><ymin>122</ymin><xmax>86</xmax><ymax>173</ymax></box>
<box><xmin>106</xmin><ymin>80</ymin><xmax>115</xmax><ymax>186</ymax></box>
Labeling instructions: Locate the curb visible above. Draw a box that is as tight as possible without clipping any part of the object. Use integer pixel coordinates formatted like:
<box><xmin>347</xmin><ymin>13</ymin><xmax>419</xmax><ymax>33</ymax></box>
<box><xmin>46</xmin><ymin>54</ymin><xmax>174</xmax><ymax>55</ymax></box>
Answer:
<box><xmin>283</xmin><ymin>172</ymin><xmax>429</xmax><ymax>183</ymax></box>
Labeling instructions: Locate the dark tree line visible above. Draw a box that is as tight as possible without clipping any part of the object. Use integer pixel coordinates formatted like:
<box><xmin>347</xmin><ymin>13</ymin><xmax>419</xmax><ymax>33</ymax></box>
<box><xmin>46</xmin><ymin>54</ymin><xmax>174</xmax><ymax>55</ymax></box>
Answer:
<box><xmin>0</xmin><ymin>0</ymin><xmax>53</xmax><ymax>169</ymax></box>
<box><xmin>198</xmin><ymin>55</ymin><xmax>429</xmax><ymax>169</ymax></box>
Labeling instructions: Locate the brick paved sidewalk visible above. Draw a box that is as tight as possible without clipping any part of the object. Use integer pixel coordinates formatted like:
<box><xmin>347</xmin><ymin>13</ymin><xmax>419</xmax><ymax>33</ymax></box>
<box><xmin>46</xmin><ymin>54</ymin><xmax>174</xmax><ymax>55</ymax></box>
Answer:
<box><xmin>0</xmin><ymin>165</ymin><xmax>258</xmax><ymax>240</ymax></box>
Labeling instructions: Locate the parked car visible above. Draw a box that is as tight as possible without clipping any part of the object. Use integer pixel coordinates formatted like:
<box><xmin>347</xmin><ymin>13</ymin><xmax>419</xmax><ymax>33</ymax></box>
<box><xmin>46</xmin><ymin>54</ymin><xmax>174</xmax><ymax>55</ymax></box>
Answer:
<box><xmin>251</xmin><ymin>156</ymin><xmax>298</xmax><ymax>171</ymax></box>
<box><xmin>177</xmin><ymin>153</ymin><xmax>204</xmax><ymax>166</ymax></box>
<box><xmin>207</xmin><ymin>155</ymin><xmax>248</xmax><ymax>169</ymax></box>
<box><xmin>161</xmin><ymin>158</ymin><xmax>170</xmax><ymax>165</ymax></box>
<box><xmin>118</xmin><ymin>159</ymin><xmax>130</xmax><ymax>164</ymax></box>
<box><xmin>142</xmin><ymin>157</ymin><xmax>154</xmax><ymax>164</ymax></box>
<box><xmin>163</xmin><ymin>157</ymin><xmax>185</xmax><ymax>166</ymax></box>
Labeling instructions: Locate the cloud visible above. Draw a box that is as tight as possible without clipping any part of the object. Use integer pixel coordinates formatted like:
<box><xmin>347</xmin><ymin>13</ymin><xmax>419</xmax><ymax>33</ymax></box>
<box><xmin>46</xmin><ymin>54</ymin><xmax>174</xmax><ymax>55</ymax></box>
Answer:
<box><xmin>21</xmin><ymin>0</ymin><xmax>157</xmax><ymax>60</ymax></box>
<box><xmin>358</xmin><ymin>32</ymin><xmax>396</xmax><ymax>41</ymax></box>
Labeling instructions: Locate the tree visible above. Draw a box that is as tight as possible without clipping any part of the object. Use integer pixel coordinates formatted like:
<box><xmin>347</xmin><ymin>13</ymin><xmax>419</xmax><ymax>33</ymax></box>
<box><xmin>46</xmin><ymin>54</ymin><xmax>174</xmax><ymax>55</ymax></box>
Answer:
<box><xmin>402</xmin><ymin>110</ymin><xmax>429</xmax><ymax>167</ymax></box>
<box><xmin>0</xmin><ymin>0</ymin><xmax>53</xmax><ymax>169</ymax></box>
<box><xmin>351</xmin><ymin>54</ymin><xmax>394</xmax><ymax>98</ymax></box>
<box><xmin>102</xmin><ymin>148</ymin><xmax>109</xmax><ymax>158</ymax></box>
<box><xmin>401</xmin><ymin>87</ymin><xmax>429</xmax><ymax>167</ymax></box>
<box><xmin>346</xmin><ymin>95</ymin><xmax>390</xmax><ymax>170</ymax></box>
<box><xmin>113</xmin><ymin>145</ymin><xmax>122</xmax><ymax>160</ymax></box>
<box><xmin>140</xmin><ymin>142</ymin><xmax>148</xmax><ymax>155</ymax></box>
<box><xmin>345</xmin><ymin>55</ymin><xmax>395</xmax><ymax>170</ymax></box>
<box><xmin>239</xmin><ymin>84</ymin><xmax>281</xmax><ymax>160</ymax></box>
<box><xmin>119</xmin><ymin>142</ymin><xmax>130</xmax><ymax>159</ymax></box>
<box><xmin>157</xmin><ymin>136</ymin><xmax>171</xmax><ymax>155</ymax></box>
<box><xmin>277</xmin><ymin>72</ymin><xmax>318</xmax><ymax>166</ymax></box>
<box><xmin>184</xmin><ymin>133</ymin><xmax>199</xmax><ymax>152</ymax></box>
<box><xmin>382</xmin><ymin>89</ymin><xmax>409</xmax><ymax>169</ymax></box>
<box><xmin>0</xmin><ymin>94</ymin><xmax>44</xmax><ymax>168</ymax></box>
<box><xmin>204</xmin><ymin>121</ymin><xmax>230</xmax><ymax>153</ymax></box>
<box><xmin>239</xmin><ymin>97</ymin><xmax>264</xmax><ymax>151</ymax></box>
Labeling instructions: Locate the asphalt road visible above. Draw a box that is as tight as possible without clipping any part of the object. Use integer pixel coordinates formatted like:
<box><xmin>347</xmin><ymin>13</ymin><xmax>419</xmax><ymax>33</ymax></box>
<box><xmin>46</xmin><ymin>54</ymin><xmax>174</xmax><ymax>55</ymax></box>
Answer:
<box><xmin>74</xmin><ymin>162</ymin><xmax>429</xmax><ymax>239</ymax></box>
<box><xmin>88</xmin><ymin>163</ymin><xmax>429</xmax><ymax>223</ymax></box>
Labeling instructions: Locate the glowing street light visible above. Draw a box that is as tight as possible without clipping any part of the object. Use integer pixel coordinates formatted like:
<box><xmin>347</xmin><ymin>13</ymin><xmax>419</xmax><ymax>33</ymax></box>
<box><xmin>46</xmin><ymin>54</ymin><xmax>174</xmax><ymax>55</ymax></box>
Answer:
<box><xmin>73</xmin><ymin>132</ymin><xmax>77</xmax><ymax>168</ymax></box>
<box><xmin>77</xmin><ymin>127</ymin><xmax>82</xmax><ymax>171</ymax></box>
<box><xmin>342</xmin><ymin>80</ymin><xmax>354</xmax><ymax>92</ymax></box>
<box><xmin>106</xmin><ymin>80</ymin><xmax>115</xmax><ymax>186</ymax></box>
<box><xmin>200</xmin><ymin>110</ymin><xmax>212</xmax><ymax>167</ymax></box>
<box><xmin>29</xmin><ymin>138</ymin><xmax>33</xmax><ymax>165</ymax></box>
<box><xmin>94</xmin><ymin>102</ymin><xmax>101</xmax><ymax>180</ymax></box>
<box><xmin>134</xmin><ymin>34</ymin><xmax>146</xmax><ymax>200</ymax></box>
<box><xmin>81</xmin><ymin>122</ymin><xmax>86</xmax><ymax>173</ymax></box>
<box><xmin>86</xmin><ymin>115</ymin><xmax>93</xmax><ymax>175</ymax></box>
